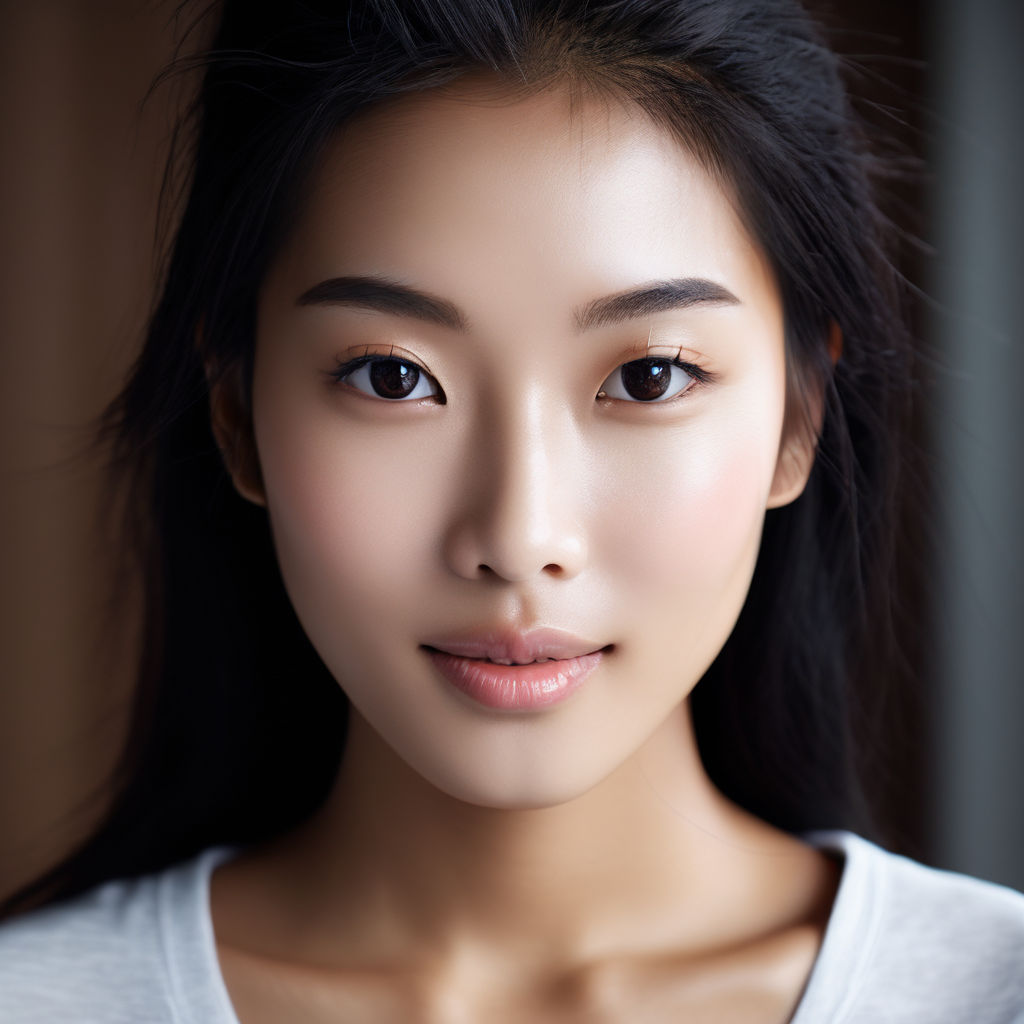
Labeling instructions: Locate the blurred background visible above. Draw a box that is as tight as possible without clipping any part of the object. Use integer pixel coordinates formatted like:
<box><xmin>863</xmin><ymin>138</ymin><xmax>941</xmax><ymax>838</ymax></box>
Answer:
<box><xmin>1</xmin><ymin>0</ymin><xmax>1021</xmax><ymax>900</ymax></box>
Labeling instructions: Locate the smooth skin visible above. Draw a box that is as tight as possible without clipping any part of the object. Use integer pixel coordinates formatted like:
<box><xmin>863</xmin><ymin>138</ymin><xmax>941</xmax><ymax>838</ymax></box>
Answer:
<box><xmin>209</xmin><ymin>79</ymin><xmax>839</xmax><ymax>1023</ymax></box>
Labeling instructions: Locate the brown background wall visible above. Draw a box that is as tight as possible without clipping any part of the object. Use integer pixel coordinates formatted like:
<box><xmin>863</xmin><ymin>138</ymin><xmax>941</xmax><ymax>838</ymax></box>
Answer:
<box><xmin>0</xmin><ymin>1</ymin><xmax>184</xmax><ymax>896</ymax></box>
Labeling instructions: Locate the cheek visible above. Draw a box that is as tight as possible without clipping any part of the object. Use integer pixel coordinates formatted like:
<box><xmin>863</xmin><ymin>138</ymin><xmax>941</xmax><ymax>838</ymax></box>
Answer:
<box><xmin>593</xmin><ymin>409</ymin><xmax>781</xmax><ymax>625</ymax></box>
<box><xmin>251</xmin><ymin>377</ymin><xmax>443</xmax><ymax>633</ymax></box>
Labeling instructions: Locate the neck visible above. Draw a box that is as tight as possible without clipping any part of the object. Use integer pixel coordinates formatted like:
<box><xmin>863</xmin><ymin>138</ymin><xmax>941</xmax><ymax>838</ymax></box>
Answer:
<box><xmin>252</xmin><ymin>702</ymin><xmax>817</xmax><ymax>967</ymax></box>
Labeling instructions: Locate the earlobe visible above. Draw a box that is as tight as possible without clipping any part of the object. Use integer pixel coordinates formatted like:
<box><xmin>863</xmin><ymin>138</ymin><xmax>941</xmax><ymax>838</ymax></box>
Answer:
<box><xmin>766</xmin><ymin>429</ymin><xmax>818</xmax><ymax>509</ymax></box>
<box><xmin>766</xmin><ymin>322</ymin><xmax>841</xmax><ymax>510</ymax></box>
<box><xmin>205</xmin><ymin>353</ymin><xmax>266</xmax><ymax>507</ymax></box>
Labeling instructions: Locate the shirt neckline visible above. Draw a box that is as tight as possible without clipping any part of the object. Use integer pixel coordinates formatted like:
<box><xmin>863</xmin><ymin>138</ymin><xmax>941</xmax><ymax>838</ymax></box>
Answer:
<box><xmin>163</xmin><ymin>830</ymin><xmax>880</xmax><ymax>1024</ymax></box>
<box><xmin>159</xmin><ymin>845</ymin><xmax>244</xmax><ymax>1024</ymax></box>
<box><xmin>789</xmin><ymin>830</ymin><xmax>883</xmax><ymax>1023</ymax></box>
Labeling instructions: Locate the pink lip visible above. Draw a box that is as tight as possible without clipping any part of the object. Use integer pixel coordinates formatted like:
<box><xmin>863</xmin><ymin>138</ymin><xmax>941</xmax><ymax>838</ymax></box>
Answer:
<box><xmin>422</xmin><ymin>628</ymin><xmax>608</xmax><ymax>711</ymax></box>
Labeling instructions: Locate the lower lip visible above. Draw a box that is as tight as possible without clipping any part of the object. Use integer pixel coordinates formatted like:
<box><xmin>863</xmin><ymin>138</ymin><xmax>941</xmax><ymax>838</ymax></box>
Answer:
<box><xmin>424</xmin><ymin>648</ymin><xmax>604</xmax><ymax>710</ymax></box>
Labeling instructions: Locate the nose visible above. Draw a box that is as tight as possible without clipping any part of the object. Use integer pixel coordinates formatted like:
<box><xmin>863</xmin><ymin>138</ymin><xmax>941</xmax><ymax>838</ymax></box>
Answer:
<box><xmin>442</xmin><ymin>395</ymin><xmax>588</xmax><ymax>583</ymax></box>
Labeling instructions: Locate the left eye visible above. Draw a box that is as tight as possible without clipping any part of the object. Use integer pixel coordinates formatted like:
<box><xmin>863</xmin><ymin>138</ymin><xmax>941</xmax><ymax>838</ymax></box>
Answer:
<box><xmin>598</xmin><ymin>358</ymin><xmax>695</xmax><ymax>403</ymax></box>
<box><xmin>335</xmin><ymin>357</ymin><xmax>441</xmax><ymax>401</ymax></box>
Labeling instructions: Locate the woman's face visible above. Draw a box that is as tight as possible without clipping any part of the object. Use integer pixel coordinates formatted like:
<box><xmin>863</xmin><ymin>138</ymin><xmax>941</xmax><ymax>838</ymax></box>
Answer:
<box><xmin>249</xmin><ymin>82</ymin><xmax>804</xmax><ymax>808</ymax></box>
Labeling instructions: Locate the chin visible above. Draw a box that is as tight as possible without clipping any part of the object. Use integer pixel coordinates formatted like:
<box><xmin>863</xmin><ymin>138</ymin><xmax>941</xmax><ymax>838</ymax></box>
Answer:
<box><xmin>404</xmin><ymin>743</ymin><xmax>616</xmax><ymax>812</ymax></box>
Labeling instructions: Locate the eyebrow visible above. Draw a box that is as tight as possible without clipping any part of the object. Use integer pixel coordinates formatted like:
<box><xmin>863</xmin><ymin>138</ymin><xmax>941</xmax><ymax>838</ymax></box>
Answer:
<box><xmin>295</xmin><ymin>275</ymin><xmax>739</xmax><ymax>332</ymax></box>
<box><xmin>575</xmin><ymin>279</ymin><xmax>739</xmax><ymax>331</ymax></box>
<box><xmin>297</xmin><ymin>276</ymin><xmax>466</xmax><ymax>330</ymax></box>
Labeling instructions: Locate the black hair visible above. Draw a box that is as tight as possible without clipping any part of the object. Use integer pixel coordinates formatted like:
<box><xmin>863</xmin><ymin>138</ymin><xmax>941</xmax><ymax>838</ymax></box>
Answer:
<box><xmin>2</xmin><ymin>0</ymin><xmax>913</xmax><ymax>916</ymax></box>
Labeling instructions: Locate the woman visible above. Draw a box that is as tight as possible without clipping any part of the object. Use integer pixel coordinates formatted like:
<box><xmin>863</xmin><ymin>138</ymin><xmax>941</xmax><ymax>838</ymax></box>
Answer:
<box><xmin>2</xmin><ymin>1</ymin><xmax>1022</xmax><ymax>1020</ymax></box>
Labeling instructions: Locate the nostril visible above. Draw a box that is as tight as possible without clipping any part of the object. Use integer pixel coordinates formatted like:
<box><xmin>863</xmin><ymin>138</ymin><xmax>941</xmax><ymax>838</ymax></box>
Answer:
<box><xmin>474</xmin><ymin>560</ymin><xmax>568</xmax><ymax>583</ymax></box>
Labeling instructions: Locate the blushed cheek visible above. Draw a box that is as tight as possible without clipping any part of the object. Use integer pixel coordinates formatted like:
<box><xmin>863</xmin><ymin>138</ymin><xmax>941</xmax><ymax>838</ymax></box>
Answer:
<box><xmin>251</xmin><ymin>392</ymin><xmax>369</xmax><ymax>629</ymax></box>
<box><xmin>598</xmin><ymin>429</ymin><xmax>775</xmax><ymax>617</ymax></box>
<box><xmin>253</xmin><ymin>396</ymin><xmax>444</xmax><ymax>633</ymax></box>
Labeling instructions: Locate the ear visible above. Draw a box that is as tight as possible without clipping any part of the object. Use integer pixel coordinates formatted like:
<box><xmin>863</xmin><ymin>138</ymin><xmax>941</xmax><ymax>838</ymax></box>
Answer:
<box><xmin>766</xmin><ymin>322</ymin><xmax>842</xmax><ymax>510</ymax></box>
<box><xmin>205</xmin><ymin>353</ymin><xmax>266</xmax><ymax>507</ymax></box>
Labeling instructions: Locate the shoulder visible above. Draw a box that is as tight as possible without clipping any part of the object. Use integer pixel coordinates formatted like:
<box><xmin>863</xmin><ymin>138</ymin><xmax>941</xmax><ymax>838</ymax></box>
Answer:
<box><xmin>797</xmin><ymin>831</ymin><xmax>1024</xmax><ymax>1024</ymax></box>
<box><xmin>0</xmin><ymin>870</ymin><xmax>175</xmax><ymax>1023</ymax></box>
<box><xmin>0</xmin><ymin>848</ymin><xmax>239</xmax><ymax>1024</ymax></box>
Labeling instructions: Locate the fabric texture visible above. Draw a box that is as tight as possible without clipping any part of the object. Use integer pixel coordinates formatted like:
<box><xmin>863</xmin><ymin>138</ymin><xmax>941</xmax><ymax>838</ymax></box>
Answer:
<box><xmin>1</xmin><ymin>831</ymin><xmax>1022</xmax><ymax>1022</ymax></box>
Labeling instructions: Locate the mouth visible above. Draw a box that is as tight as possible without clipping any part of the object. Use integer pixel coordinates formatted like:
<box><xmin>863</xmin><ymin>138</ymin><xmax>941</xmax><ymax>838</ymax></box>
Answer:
<box><xmin>421</xmin><ymin>628</ymin><xmax>611</xmax><ymax>711</ymax></box>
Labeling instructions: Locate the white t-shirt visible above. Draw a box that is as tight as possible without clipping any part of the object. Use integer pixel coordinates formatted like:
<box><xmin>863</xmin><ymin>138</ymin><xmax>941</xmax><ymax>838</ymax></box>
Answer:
<box><xmin>1</xmin><ymin>831</ymin><xmax>1022</xmax><ymax>1022</ymax></box>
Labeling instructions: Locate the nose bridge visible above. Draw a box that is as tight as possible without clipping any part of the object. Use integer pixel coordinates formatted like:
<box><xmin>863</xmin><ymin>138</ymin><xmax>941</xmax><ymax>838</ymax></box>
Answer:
<box><xmin>447</xmin><ymin>386</ymin><xmax>587</xmax><ymax>582</ymax></box>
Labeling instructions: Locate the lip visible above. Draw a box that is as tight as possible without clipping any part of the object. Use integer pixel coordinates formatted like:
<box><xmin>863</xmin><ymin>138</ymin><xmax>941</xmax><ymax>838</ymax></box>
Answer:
<box><xmin>422</xmin><ymin>628</ymin><xmax>609</xmax><ymax>711</ymax></box>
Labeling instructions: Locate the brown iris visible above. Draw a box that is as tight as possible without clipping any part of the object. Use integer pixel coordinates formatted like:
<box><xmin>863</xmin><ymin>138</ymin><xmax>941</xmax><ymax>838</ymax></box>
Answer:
<box><xmin>620</xmin><ymin>358</ymin><xmax>674</xmax><ymax>401</ymax></box>
<box><xmin>369</xmin><ymin>359</ymin><xmax>420</xmax><ymax>399</ymax></box>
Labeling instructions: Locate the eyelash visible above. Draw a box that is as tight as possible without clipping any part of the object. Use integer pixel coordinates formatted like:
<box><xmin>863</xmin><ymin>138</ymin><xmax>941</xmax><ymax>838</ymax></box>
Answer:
<box><xmin>327</xmin><ymin>352</ymin><xmax>715</xmax><ymax>405</ymax></box>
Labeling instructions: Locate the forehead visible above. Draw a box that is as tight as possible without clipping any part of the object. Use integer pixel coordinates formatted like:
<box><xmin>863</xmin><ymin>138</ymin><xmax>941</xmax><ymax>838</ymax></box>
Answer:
<box><xmin>267</xmin><ymin>78</ymin><xmax>776</xmax><ymax>321</ymax></box>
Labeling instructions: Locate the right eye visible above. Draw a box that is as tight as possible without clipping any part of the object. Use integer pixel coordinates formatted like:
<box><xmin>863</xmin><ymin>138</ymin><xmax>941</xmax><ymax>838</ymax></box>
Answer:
<box><xmin>333</xmin><ymin>357</ymin><xmax>442</xmax><ymax>402</ymax></box>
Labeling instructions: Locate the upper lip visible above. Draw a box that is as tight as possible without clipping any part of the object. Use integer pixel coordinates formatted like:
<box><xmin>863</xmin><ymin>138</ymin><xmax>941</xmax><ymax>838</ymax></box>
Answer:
<box><xmin>422</xmin><ymin>627</ymin><xmax>608</xmax><ymax>665</ymax></box>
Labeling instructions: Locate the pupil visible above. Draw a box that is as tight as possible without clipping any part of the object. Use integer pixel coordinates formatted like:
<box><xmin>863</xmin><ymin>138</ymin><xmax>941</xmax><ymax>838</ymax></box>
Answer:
<box><xmin>622</xmin><ymin>358</ymin><xmax>671</xmax><ymax>401</ymax></box>
<box><xmin>370</xmin><ymin>359</ymin><xmax>418</xmax><ymax>398</ymax></box>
